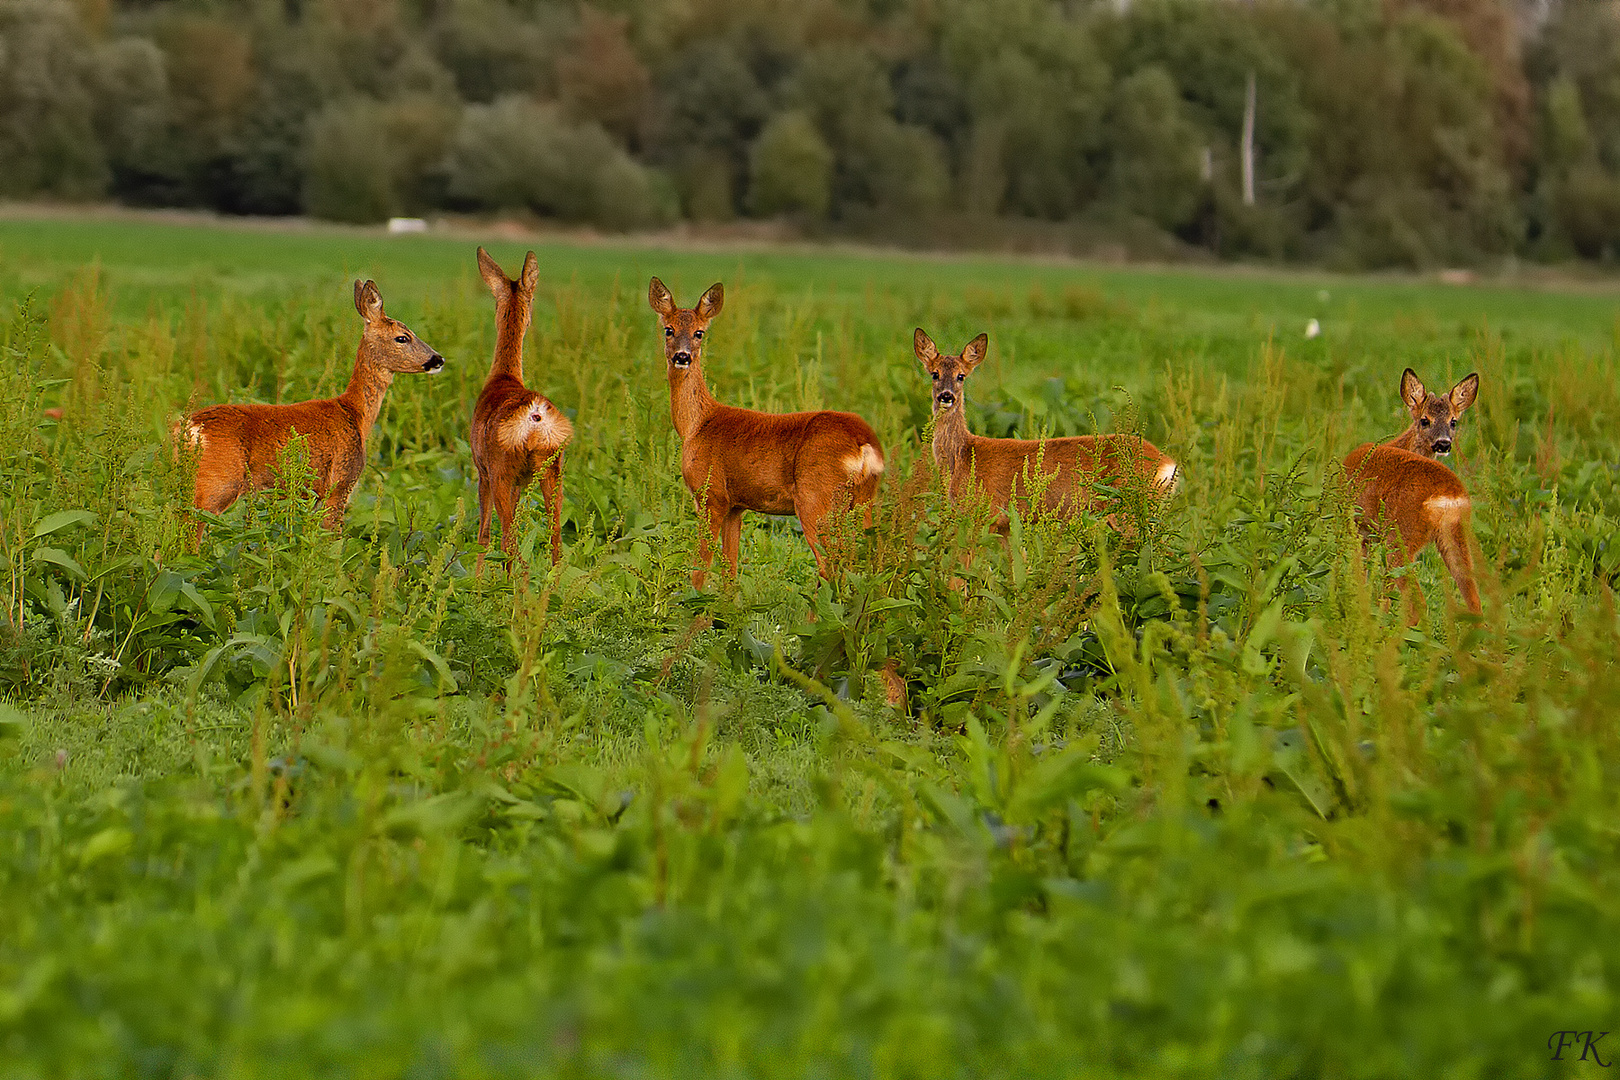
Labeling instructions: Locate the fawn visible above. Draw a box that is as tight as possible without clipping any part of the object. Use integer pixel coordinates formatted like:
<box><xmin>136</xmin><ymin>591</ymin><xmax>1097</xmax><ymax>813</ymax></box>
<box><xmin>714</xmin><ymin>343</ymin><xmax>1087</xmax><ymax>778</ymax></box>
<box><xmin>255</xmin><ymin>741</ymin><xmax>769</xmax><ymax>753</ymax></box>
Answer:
<box><xmin>470</xmin><ymin>247</ymin><xmax>573</xmax><ymax>572</ymax></box>
<box><xmin>181</xmin><ymin>279</ymin><xmax>443</xmax><ymax>538</ymax></box>
<box><xmin>915</xmin><ymin>328</ymin><xmax>1178</xmax><ymax>531</ymax></box>
<box><xmin>648</xmin><ymin>277</ymin><xmax>886</xmax><ymax>588</ymax></box>
<box><xmin>1343</xmin><ymin>368</ymin><xmax>1482</xmax><ymax>621</ymax></box>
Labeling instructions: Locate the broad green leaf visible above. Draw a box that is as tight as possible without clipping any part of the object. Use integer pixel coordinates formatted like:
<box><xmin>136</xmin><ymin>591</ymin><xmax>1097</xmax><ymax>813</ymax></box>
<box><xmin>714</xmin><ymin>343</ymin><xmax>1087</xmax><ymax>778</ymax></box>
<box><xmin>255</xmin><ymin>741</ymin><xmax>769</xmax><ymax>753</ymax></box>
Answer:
<box><xmin>33</xmin><ymin>510</ymin><xmax>97</xmax><ymax>538</ymax></box>
<box><xmin>31</xmin><ymin>547</ymin><xmax>86</xmax><ymax>581</ymax></box>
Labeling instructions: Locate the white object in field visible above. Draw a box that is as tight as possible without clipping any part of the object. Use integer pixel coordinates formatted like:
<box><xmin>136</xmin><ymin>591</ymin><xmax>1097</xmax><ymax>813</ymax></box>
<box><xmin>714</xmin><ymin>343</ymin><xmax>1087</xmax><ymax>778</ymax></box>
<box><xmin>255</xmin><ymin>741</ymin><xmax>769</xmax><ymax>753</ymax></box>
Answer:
<box><xmin>387</xmin><ymin>217</ymin><xmax>429</xmax><ymax>234</ymax></box>
<box><xmin>1305</xmin><ymin>318</ymin><xmax>1321</xmax><ymax>339</ymax></box>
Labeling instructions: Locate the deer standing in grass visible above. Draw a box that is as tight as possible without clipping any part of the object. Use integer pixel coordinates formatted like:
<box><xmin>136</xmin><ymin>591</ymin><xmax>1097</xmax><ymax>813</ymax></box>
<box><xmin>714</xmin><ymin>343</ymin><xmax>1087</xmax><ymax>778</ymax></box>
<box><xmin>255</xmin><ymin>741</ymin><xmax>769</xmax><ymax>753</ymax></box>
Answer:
<box><xmin>181</xmin><ymin>280</ymin><xmax>444</xmax><ymax>540</ymax></box>
<box><xmin>1343</xmin><ymin>368</ymin><xmax>1482</xmax><ymax>622</ymax></box>
<box><xmin>648</xmin><ymin>278</ymin><xmax>885</xmax><ymax>588</ymax></box>
<box><xmin>470</xmin><ymin>247</ymin><xmax>573</xmax><ymax>572</ymax></box>
<box><xmin>915</xmin><ymin>329</ymin><xmax>1178</xmax><ymax>531</ymax></box>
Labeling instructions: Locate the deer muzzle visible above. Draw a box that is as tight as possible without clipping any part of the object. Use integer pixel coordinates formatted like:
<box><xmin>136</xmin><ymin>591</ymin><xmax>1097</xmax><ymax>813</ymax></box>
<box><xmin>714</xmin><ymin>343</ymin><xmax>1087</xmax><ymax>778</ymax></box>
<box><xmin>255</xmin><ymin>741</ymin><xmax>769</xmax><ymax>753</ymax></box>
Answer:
<box><xmin>1432</xmin><ymin>438</ymin><xmax>1451</xmax><ymax>455</ymax></box>
<box><xmin>935</xmin><ymin>390</ymin><xmax>956</xmax><ymax>408</ymax></box>
<box><xmin>671</xmin><ymin>351</ymin><xmax>692</xmax><ymax>368</ymax></box>
<box><xmin>422</xmin><ymin>354</ymin><xmax>445</xmax><ymax>372</ymax></box>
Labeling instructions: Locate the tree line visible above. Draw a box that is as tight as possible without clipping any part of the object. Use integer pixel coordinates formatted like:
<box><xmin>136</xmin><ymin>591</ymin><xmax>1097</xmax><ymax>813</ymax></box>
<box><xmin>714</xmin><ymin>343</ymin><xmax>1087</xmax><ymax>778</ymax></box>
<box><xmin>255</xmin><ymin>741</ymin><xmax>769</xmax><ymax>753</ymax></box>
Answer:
<box><xmin>5</xmin><ymin>0</ymin><xmax>1620</xmax><ymax>267</ymax></box>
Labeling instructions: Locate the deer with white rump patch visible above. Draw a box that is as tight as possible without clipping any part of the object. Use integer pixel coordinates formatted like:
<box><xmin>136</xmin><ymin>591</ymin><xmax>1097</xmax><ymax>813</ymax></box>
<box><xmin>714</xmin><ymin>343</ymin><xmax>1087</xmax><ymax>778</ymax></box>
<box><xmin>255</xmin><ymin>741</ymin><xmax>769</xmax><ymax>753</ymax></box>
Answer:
<box><xmin>648</xmin><ymin>277</ymin><xmax>885</xmax><ymax>588</ymax></box>
<box><xmin>180</xmin><ymin>279</ymin><xmax>444</xmax><ymax>541</ymax></box>
<box><xmin>470</xmin><ymin>247</ymin><xmax>573</xmax><ymax>572</ymax></box>
<box><xmin>914</xmin><ymin>328</ymin><xmax>1178</xmax><ymax>531</ymax></box>
<box><xmin>1343</xmin><ymin>368</ymin><xmax>1482</xmax><ymax>622</ymax></box>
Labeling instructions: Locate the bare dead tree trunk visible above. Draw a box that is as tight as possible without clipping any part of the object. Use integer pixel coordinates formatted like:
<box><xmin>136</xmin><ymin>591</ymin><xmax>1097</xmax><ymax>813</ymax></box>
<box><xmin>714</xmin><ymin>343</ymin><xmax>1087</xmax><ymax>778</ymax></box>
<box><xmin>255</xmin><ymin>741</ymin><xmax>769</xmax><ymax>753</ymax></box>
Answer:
<box><xmin>1242</xmin><ymin>69</ymin><xmax>1257</xmax><ymax>206</ymax></box>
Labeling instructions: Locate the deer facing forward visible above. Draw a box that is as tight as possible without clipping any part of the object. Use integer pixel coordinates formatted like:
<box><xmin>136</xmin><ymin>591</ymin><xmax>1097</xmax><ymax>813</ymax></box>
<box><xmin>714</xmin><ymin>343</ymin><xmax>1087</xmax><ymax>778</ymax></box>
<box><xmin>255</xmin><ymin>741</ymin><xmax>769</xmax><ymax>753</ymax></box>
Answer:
<box><xmin>470</xmin><ymin>247</ymin><xmax>573</xmax><ymax>571</ymax></box>
<box><xmin>648</xmin><ymin>277</ymin><xmax>885</xmax><ymax>588</ymax></box>
<box><xmin>1343</xmin><ymin>368</ymin><xmax>1482</xmax><ymax>622</ymax></box>
<box><xmin>915</xmin><ymin>328</ymin><xmax>1177</xmax><ymax>530</ymax></box>
<box><xmin>181</xmin><ymin>279</ymin><xmax>444</xmax><ymax>537</ymax></box>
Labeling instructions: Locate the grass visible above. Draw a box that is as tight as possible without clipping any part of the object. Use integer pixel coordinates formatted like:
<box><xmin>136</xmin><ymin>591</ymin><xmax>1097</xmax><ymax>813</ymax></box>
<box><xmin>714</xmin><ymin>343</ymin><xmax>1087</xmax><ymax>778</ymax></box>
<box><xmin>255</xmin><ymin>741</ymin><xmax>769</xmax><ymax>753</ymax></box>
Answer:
<box><xmin>1</xmin><ymin>210</ymin><xmax>1619</xmax><ymax>1077</ymax></box>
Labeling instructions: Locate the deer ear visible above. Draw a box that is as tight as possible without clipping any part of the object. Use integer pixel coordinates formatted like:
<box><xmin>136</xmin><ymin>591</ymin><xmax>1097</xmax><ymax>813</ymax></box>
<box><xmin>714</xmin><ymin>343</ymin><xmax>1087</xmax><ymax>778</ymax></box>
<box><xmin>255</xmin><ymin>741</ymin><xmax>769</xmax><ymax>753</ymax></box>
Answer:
<box><xmin>1400</xmin><ymin>368</ymin><xmax>1427</xmax><ymax>413</ymax></box>
<box><xmin>913</xmin><ymin>328</ymin><xmax>938</xmax><ymax>368</ymax></box>
<box><xmin>648</xmin><ymin>277</ymin><xmax>675</xmax><ymax>317</ymax></box>
<box><xmin>1450</xmin><ymin>372</ymin><xmax>1479</xmax><ymax>414</ymax></box>
<box><xmin>519</xmin><ymin>251</ymin><xmax>539</xmax><ymax>297</ymax></box>
<box><xmin>961</xmin><ymin>332</ymin><xmax>989</xmax><ymax>371</ymax></box>
<box><xmin>696</xmin><ymin>282</ymin><xmax>724</xmax><ymax>320</ymax></box>
<box><xmin>476</xmin><ymin>248</ymin><xmax>509</xmax><ymax>298</ymax></box>
<box><xmin>355</xmin><ymin>280</ymin><xmax>384</xmax><ymax>323</ymax></box>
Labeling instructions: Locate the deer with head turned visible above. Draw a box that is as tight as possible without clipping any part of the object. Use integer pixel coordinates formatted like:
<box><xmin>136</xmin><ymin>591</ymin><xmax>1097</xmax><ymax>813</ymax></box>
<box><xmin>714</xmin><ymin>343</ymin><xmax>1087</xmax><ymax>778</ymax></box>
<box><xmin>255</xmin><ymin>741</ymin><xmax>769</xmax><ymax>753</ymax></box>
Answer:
<box><xmin>470</xmin><ymin>247</ymin><xmax>573</xmax><ymax>572</ymax></box>
<box><xmin>915</xmin><ymin>328</ymin><xmax>1178</xmax><ymax>532</ymax></box>
<box><xmin>180</xmin><ymin>279</ymin><xmax>444</xmax><ymax>540</ymax></box>
<box><xmin>1343</xmin><ymin>367</ymin><xmax>1482</xmax><ymax>622</ymax></box>
<box><xmin>648</xmin><ymin>277</ymin><xmax>886</xmax><ymax>589</ymax></box>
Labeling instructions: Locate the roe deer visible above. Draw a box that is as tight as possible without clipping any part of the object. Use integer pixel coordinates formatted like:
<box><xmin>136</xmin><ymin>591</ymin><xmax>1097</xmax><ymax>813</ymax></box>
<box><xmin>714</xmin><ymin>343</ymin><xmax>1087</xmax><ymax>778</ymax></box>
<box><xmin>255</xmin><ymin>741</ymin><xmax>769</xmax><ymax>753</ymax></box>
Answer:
<box><xmin>648</xmin><ymin>277</ymin><xmax>885</xmax><ymax>588</ymax></box>
<box><xmin>1343</xmin><ymin>368</ymin><xmax>1482</xmax><ymax>622</ymax></box>
<box><xmin>470</xmin><ymin>247</ymin><xmax>573</xmax><ymax>572</ymax></box>
<box><xmin>181</xmin><ymin>280</ymin><xmax>444</xmax><ymax>538</ymax></box>
<box><xmin>915</xmin><ymin>328</ymin><xmax>1177</xmax><ymax>531</ymax></box>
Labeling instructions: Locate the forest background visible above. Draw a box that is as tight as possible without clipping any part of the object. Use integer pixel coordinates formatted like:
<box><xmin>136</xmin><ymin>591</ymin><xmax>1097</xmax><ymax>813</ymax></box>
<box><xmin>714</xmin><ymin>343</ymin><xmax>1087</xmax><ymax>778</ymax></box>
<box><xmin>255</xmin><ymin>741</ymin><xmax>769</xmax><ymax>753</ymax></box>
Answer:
<box><xmin>11</xmin><ymin>0</ymin><xmax>1620</xmax><ymax>267</ymax></box>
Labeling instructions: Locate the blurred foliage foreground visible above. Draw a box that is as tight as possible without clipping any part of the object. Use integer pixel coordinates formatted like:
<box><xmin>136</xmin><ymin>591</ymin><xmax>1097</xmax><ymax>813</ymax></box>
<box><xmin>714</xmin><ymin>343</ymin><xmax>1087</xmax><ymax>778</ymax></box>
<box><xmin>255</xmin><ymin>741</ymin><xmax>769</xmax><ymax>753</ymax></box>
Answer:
<box><xmin>2</xmin><ymin>256</ymin><xmax>1620</xmax><ymax>1077</ymax></box>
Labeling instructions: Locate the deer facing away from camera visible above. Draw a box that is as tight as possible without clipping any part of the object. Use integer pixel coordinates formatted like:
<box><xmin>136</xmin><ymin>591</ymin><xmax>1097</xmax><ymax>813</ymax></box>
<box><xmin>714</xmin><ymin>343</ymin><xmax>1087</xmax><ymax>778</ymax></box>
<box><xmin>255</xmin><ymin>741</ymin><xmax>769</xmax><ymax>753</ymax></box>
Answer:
<box><xmin>648</xmin><ymin>278</ymin><xmax>885</xmax><ymax>589</ymax></box>
<box><xmin>915</xmin><ymin>329</ymin><xmax>1178</xmax><ymax>531</ymax></box>
<box><xmin>181</xmin><ymin>279</ymin><xmax>444</xmax><ymax>539</ymax></box>
<box><xmin>470</xmin><ymin>247</ymin><xmax>573</xmax><ymax>572</ymax></box>
<box><xmin>1343</xmin><ymin>368</ymin><xmax>1482</xmax><ymax>622</ymax></box>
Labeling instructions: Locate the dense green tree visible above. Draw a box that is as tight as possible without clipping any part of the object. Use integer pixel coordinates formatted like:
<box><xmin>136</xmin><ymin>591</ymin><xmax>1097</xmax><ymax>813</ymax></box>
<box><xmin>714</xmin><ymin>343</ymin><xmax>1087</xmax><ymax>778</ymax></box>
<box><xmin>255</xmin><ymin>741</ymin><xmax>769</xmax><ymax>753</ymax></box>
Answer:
<box><xmin>749</xmin><ymin>110</ymin><xmax>833</xmax><ymax>217</ymax></box>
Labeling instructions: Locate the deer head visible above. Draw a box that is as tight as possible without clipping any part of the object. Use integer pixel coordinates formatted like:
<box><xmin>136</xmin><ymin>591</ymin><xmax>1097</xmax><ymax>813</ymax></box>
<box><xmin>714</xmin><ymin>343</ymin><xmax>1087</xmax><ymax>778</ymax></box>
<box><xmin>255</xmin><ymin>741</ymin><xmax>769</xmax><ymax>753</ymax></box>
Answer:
<box><xmin>914</xmin><ymin>328</ymin><xmax>988</xmax><ymax>413</ymax></box>
<box><xmin>649</xmin><ymin>277</ymin><xmax>723</xmax><ymax>371</ymax></box>
<box><xmin>354</xmin><ymin>280</ymin><xmax>444</xmax><ymax>374</ymax></box>
<box><xmin>477</xmin><ymin>247</ymin><xmax>540</xmax><ymax>335</ymax></box>
<box><xmin>1398</xmin><ymin>368</ymin><xmax>1478</xmax><ymax>458</ymax></box>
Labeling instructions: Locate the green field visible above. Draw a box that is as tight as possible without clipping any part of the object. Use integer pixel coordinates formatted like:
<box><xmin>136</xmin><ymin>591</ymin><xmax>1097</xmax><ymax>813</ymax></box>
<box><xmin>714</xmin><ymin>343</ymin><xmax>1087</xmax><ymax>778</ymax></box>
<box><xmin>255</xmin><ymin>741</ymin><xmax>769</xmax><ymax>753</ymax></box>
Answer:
<box><xmin>2</xmin><ymin>213</ymin><xmax>1619</xmax><ymax>1077</ymax></box>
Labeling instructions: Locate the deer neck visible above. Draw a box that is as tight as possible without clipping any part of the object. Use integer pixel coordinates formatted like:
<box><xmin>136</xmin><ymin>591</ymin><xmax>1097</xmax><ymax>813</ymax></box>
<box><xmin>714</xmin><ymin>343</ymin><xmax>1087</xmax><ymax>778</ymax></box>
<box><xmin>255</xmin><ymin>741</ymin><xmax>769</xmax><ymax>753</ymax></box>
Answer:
<box><xmin>488</xmin><ymin>301</ymin><xmax>528</xmax><ymax>382</ymax></box>
<box><xmin>931</xmin><ymin>405</ymin><xmax>972</xmax><ymax>480</ymax></box>
<box><xmin>668</xmin><ymin>360</ymin><xmax>718</xmax><ymax>441</ymax></box>
<box><xmin>339</xmin><ymin>342</ymin><xmax>396</xmax><ymax>445</ymax></box>
<box><xmin>1383</xmin><ymin>424</ymin><xmax>1426</xmax><ymax>457</ymax></box>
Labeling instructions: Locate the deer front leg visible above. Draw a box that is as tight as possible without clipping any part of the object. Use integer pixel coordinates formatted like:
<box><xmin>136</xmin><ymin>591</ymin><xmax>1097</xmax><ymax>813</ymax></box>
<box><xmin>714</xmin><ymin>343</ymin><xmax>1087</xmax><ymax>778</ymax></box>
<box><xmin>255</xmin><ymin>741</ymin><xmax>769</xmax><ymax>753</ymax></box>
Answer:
<box><xmin>720</xmin><ymin>507</ymin><xmax>745</xmax><ymax>579</ymax></box>
<box><xmin>693</xmin><ymin>495</ymin><xmax>728</xmax><ymax>590</ymax></box>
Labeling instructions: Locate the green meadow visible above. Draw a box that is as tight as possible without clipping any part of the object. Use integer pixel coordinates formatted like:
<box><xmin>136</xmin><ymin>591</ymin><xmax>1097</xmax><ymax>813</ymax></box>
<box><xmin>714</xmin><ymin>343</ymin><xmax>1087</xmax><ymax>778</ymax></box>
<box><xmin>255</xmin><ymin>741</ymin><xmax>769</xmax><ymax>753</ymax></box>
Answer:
<box><xmin>2</xmin><ymin>213</ymin><xmax>1619</xmax><ymax>1077</ymax></box>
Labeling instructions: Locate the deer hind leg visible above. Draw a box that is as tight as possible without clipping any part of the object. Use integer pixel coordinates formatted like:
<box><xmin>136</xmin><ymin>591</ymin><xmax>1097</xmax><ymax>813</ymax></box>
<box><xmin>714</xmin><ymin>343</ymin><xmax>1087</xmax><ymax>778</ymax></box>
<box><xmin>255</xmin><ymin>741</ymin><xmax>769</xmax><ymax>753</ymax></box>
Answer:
<box><xmin>493</xmin><ymin>481</ymin><xmax>522</xmax><ymax>572</ymax></box>
<box><xmin>1389</xmin><ymin>522</ymin><xmax>1436</xmax><ymax>627</ymax></box>
<box><xmin>538</xmin><ymin>456</ymin><xmax>564</xmax><ymax>567</ymax></box>
<box><xmin>793</xmin><ymin>491</ymin><xmax>833</xmax><ymax>579</ymax></box>
<box><xmin>474</xmin><ymin>469</ymin><xmax>495</xmax><ymax>577</ymax></box>
<box><xmin>1434</xmin><ymin>511</ymin><xmax>1482</xmax><ymax>616</ymax></box>
<box><xmin>190</xmin><ymin>439</ymin><xmax>248</xmax><ymax>547</ymax></box>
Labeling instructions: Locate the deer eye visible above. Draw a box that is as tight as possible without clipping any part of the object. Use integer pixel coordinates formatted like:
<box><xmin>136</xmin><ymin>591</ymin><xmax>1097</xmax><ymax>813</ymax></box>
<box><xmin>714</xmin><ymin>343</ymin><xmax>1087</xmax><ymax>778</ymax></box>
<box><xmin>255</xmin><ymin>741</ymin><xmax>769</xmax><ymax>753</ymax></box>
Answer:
<box><xmin>664</xmin><ymin>327</ymin><xmax>673</xmax><ymax>337</ymax></box>
<box><xmin>1420</xmin><ymin>417</ymin><xmax>1430</xmax><ymax>427</ymax></box>
<box><xmin>1450</xmin><ymin>419</ymin><xmax>1458</xmax><ymax>427</ymax></box>
<box><xmin>394</xmin><ymin>335</ymin><xmax>409</xmax><ymax>344</ymax></box>
<box><xmin>694</xmin><ymin>330</ymin><xmax>704</xmax><ymax>340</ymax></box>
<box><xmin>956</xmin><ymin>374</ymin><xmax>964</xmax><ymax>382</ymax></box>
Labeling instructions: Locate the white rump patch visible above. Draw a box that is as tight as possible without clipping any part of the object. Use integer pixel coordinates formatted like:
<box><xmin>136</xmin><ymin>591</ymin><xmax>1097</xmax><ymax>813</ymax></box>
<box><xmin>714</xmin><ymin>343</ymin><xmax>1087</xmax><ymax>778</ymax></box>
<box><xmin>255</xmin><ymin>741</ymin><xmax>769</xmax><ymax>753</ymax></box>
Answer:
<box><xmin>1155</xmin><ymin>459</ymin><xmax>1180</xmax><ymax>493</ymax></box>
<box><xmin>843</xmin><ymin>444</ymin><xmax>885</xmax><ymax>481</ymax></box>
<box><xmin>1424</xmin><ymin>493</ymin><xmax>1470</xmax><ymax>515</ymax></box>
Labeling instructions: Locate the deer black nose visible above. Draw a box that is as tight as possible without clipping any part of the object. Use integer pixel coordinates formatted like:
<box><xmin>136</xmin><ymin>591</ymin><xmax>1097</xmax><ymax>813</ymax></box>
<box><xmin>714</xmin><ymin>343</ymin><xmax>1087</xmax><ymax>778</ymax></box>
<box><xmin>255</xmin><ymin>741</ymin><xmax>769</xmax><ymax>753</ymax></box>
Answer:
<box><xmin>1432</xmin><ymin>439</ymin><xmax>1451</xmax><ymax>454</ymax></box>
<box><xmin>423</xmin><ymin>354</ymin><xmax>444</xmax><ymax>372</ymax></box>
<box><xmin>672</xmin><ymin>351</ymin><xmax>691</xmax><ymax>367</ymax></box>
<box><xmin>936</xmin><ymin>391</ymin><xmax>955</xmax><ymax>407</ymax></box>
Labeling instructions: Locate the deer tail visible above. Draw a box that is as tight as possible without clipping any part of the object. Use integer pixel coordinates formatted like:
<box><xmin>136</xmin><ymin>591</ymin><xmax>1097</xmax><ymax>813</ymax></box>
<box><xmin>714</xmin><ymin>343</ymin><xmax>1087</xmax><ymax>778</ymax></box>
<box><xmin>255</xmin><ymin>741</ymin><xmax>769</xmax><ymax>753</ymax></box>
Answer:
<box><xmin>843</xmin><ymin>443</ymin><xmax>885</xmax><ymax>482</ymax></box>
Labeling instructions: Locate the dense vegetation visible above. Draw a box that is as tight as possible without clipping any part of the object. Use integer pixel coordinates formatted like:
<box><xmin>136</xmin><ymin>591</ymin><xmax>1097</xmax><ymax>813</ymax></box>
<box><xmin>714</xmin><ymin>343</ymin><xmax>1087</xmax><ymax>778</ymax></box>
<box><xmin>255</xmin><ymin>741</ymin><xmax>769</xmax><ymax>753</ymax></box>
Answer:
<box><xmin>12</xmin><ymin>0</ymin><xmax>1620</xmax><ymax>266</ymax></box>
<box><xmin>2</xmin><ymin>214</ymin><xmax>1619</xmax><ymax>1075</ymax></box>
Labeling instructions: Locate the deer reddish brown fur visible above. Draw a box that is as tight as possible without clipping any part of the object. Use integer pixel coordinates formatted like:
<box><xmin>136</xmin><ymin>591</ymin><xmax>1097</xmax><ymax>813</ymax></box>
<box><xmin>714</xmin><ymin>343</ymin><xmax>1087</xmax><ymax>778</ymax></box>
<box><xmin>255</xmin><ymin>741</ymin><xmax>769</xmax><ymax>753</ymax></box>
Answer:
<box><xmin>648</xmin><ymin>277</ymin><xmax>885</xmax><ymax>588</ymax></box>
<box><xmin>180</xmin><ymin>279</ymin><xmax>444</xmax><ymax>539</ymax></box>
<box><xmin>1343</xmin><ymin>368</ymin><xmax>1482</xmax><ymax>622</ymax></box>
<box><xmin>915</xmin><ymin>329</ymin><xmax>1177</xmax><ymax>530</ymax></box>
<box><xmin>470</xmin><ymin>247</ymin><xmax>573</xmax><ymax>572</ymax></box>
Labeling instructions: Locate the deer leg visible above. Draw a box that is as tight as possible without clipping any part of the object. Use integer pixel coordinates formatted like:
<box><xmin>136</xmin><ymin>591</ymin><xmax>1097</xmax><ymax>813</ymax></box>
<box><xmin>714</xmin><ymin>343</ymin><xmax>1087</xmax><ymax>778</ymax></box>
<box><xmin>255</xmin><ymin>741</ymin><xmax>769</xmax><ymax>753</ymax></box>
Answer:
<box><xmin>692</xmin><ymin>496</ymin><xmax>729</xmax><ymax>590</ymax></box>
<box><xmin>1390</xmin><ymin>528</ymin><xmax>1432</xmax><ymax>627</ymax></box>
<box><xmin>494</xmin><ymin>483</ymin><xmax>522</xmax><ymax>571</ymax></box>
<box><xmin>794</xmin><ymin>493</ymin><xmax>832</xmax><ymax>579</ymax></box>
<box><xmin>475</xmin><ymin>471</ymin><xmax>495</xmax><ymax>578</ymax></box>
<box><xmin>538</xmin><ymin>457</ymin><xmax>564</xmax><ymax>567</ymax></box>
<box><xmin>720</xmin><ymin>507</ymin><xmax>745</xmax><ymax>580</ymax></box>
<box><xmin>1435</xmin><ymin>516</ymin><xmax>1482</xmax><ymax>616</ymax></box>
